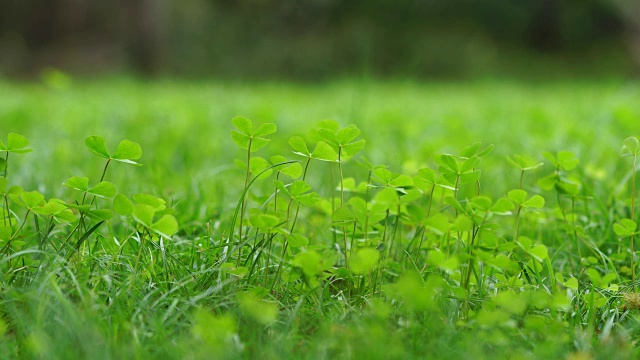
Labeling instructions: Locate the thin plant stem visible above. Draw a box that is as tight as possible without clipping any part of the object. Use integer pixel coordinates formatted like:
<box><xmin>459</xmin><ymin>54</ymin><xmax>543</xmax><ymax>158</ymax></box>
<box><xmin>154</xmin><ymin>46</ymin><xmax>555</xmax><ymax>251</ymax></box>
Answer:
<box><xmin>515</xmin><ymin>205</ymin><xmax>522</xmax><ymax>240</ymax></box>
<box><xmin>274</xmin><ymin>172</ymin><xmax>280</xmax><ymax>211</ymax></box>
<box><xmin>632</xmin><ymin>154</ymin><xmax>637</xmax><ymax>290</ymax></box>
<box><xmin>4</xmin><ymin>195</ymin><xmax>11</xmax><ymax>227</ymax></box>
<box><xmin>3</xmin><ymin>152</ymin><xmax>8</xmax><ymax>178</ymax></box>
<box><xmin>338</xmin><ymin>147</ymin><xmax>349</xmax><ymax>269</ymax></box>
<box><xmin>3</xmin><ymin>152</ymin><xmax>11</xmax><ymax>228</ymax></box>
<box><xmin>557</xmin><ymin>191</ymin><xmax>575</xmax><ymax>273</ymax></box>
<box><xmin>237</xmin><ymin>138</ymin><xmax>253</xmax><ymax>266</ymax></box>
<box><xmin>271</xmin><ymin>158</ymin><xmax>312</xmax><ymax>292</ymax></box>
<box><xmin>99</xmin><ymin>158</ymin><xmax>111</xmax><ymax>182</ymax></box>
<box><xmin>571</xmin><ymin>197</ymin><xmax>582</xmax><ymax>261</ymax></box>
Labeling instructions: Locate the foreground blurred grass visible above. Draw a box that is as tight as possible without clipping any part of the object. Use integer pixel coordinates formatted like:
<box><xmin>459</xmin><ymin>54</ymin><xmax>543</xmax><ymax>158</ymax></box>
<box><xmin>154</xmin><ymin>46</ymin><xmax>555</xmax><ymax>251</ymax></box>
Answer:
<box><xmin>1</xmin><ymin>78</ymin><xmax>640</xmax><ymax>358</ymax></box>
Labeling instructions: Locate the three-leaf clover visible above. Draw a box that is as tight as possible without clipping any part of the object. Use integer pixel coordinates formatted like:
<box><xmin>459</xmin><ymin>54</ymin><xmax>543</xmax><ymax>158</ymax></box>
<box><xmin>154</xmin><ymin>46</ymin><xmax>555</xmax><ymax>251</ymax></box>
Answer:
<box><xmin>0</xmin><ymin>133</ymin><xmax>33</xmax><ymax>154</ymax></box>
<box><xmin>317</xmin><ymin>124</ymin><xmax>366</xmax><ymax>159</ymax></box>
<box><xmin>116</xmin><ymin>193</ymin><xmax>178</xmax><ymax>238</ymax></box>
<box><xmin>0</xmin><ymin>133</ymin><xmax>32</xmax><ymax>176</ymax></box>
<box><xmin>437</xmin><ymin>154</ymin><xmax>481</xmax><ymax>185</ymax></box>
<box><xmin>506</xmin><ymin>154</ymin><xmax>544</xmax><ymax>172</ymax></box>
<box><xmin>270</xmin><ymin>155</ymin><xmax>302</xmax><ymax>179</ymax></box>
<box><xmin>64</xmin><ymin>176</ymin><xmax>117</xmax><ymax>199</ymax></box>
<box><xmin>288</xmin><ymin>136</ymin><xmax>338</xmax><ymax>162</ymax></box>
<box><xmin>537</xmin><ymin>151</ymin><xmax>581</xmax><ymax>196</ymax></box>
<box><xmin>133</xmin><ymin>203</ymin><xmax>178</xmax><ymax>238</ymax></box>
<box><xmin>231</xmin><ymin>117</ymin><xmax>277</xmax><ymax>153</ymax></box>
<box><xmin>85</xmin><ymin>136</ymin><xmax>142</xmax><ymax>166</ymax></box>
<box><xmin>507</xmin><ymin>189</ymin><xmax>545</xmax><ymax>209</ymax></box>
<box><xmin>621</xmin><ymin>137</ymin><xmax>640</xmax><ymax>158</ymax></box>
<box><xmin>371</xmin><ymin>167</ymin><xmax>414</xmax><ymax>193</ymax></box>
<box><xmin>273</xmin><ymin>180</ymin><xmax>320</xmax><ymax>207</ymax></box>
<box><xmin>614</xmin><ymin>218</ymin><xmax>637</xmax><ymax>237</ymax></box>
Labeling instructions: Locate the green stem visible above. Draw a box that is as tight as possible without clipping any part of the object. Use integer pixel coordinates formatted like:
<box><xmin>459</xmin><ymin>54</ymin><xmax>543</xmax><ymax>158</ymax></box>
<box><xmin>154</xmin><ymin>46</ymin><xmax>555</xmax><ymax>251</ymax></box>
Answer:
<box><xmin>4</xmin><ymin>195</ymin><xmax>11</xmax><ymax>227</ymax></box>
<box><xmin>3</xmin><ymin>152</ymin><xmax>8</xmax><ymax>178</ymax></box>
<box><xmin>571</xmin><ymin>196</ymin><xmax>582</xmax><ymax>261</ymax></box>
<box><xmin>84</xmin><ymin>158</ymin><xmax>112</xmax><ymax>207</ymax></box>
<box><xmin>632</xmin><ymin>155</ymin><xmax>637</xmax><ymax>290</ymax></box>
<box><xmin>515</xmin><ymin>205</ymin><xmax>522</xmax><ymax>240</ymax></box>
<box><xmin>237</xmin><ymin>138</ymin><xmax>253</xmax><ymax>266</ymax></box>
<box><xmin>10</xmin><ymin>209</ymin><xmax>30</xmax><ymax>241</ymax></box>
<box><xmin>387</xmin><ymin>202</ymin><xmax>401</xmax><ymax>262</ymax></box>
<box><xmin>519</xmin><ymin>169</ymin><xmax>525</xmax><ymax>189</ymax></box>
<box><xmin>337</xmin><ymin>147</ymin><xmax>349</xmax><ymax>269</ymax></box>
<box><xmin>3</xmin><ymin>152</ymin><xmax>10</xmax><ymax>228</ymax></box>
<box><xmin>557</xmin><ymin>191</ymin><xmax>575</xmax><ymax>273</ymax></box>
<box><xmin>274</xmin><ymin>172</ymin><xmax>280</xmax><ymax>212</ymax></box>
<box><xmin>338</xmin><ymin>147</ymin><xmax>345</xmax><ymax>206</ymax></box>
<box><xmin>99</xmin><ymin>158</ymin><xmax>111</xmax><ymax>182</ymax></box>
<box><xmin>416</xmin><ymin>184</ymin><xmax>435</xmax><ymax>257</ymax></box>
<box><xmin>272</xmin><ymin>158</ymin><xmax>312</xmax><ymax>292</ymax></box>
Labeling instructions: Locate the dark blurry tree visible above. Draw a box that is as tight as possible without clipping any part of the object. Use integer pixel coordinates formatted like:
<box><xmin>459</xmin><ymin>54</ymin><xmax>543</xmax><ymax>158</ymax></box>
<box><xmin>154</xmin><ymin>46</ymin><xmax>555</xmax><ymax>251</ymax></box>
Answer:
<box><xmin>611</xmin><ymin>0</ymin><xmax>640</xmax><ymax>70</ymax></box>
<box><xmin>121</xmin><ymin>0</ymin><xmax>168</xmax><ymax>75</ymax></box>
<box><xmin>0</xmin><ymin>0</ymin><xmax>634</xmax><ymax>78</ymax></box>
<box><xmin>528</xmin><ymin>0</ymin><xmax>562</xmax><ymax>51</ymax></box>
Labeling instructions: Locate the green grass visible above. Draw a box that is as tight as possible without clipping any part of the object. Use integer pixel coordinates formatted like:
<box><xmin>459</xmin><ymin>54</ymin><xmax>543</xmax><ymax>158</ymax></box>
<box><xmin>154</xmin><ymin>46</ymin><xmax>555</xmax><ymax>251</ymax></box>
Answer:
<box><xmin>1</xmin><ymin>78</ymin><xmax>640</xmax><ymax>359</ymax></box>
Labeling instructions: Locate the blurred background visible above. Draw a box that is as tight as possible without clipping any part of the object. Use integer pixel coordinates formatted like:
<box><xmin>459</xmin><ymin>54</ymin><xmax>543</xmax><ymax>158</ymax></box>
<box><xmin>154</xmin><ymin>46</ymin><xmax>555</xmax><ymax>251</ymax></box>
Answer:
<box><xmin>1</xmin><ymin>0</ymin><xmax>640</xmax><ymax>80</ymax></box>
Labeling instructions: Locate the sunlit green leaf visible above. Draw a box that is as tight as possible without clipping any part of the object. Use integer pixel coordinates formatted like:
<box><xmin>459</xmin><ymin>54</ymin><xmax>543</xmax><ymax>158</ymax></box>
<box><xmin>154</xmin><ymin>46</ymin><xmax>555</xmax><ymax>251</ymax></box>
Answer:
<box><xmin>113</xmin><ymin>193</ymin><xmax>134</xmax><ymax>216</ymax></box>
<box><xmin>3</xmin><ymin>133</ymin><xmax>32</xmax><ymax>153</ymax></box>
<box><xmin>253</xmin><ymin>123</ymin><xmax>277</xmax><ymax>137</ymax></box>
<box><xmin>133</xmin><ymin>193</ymin><xmax>165</xmax><ymax>210</ymax></box>
<box><xmin>152</xmin><ymin>214</ymin><xmax>179</xmax><ymax>238</ymax></box>
<box><xmin>438</xmin><ymin>154</ymin><xmax>458</xmax><ymax>173</ymax></box>
<box><xmin>312</xmin><ymin>141</ymin><xmax>338</xmax><ymax>161</ymax></box>
<box><xmin>133</xmin><ymin>204</ymin><xmax>156</xmax><ymax>227</ymax></box>
<box><xmin>614</xmin><ymin>218</ymin><xmax>637</xmax><ymax>237</ymax></box>
<box><xmin>111</xmin><ymin>139</ymin><xmax>142</xmax><ymax>163</ymax></box>
<box><xmin>85</xmin><ymin>136</ymin><xmax>110</xmax><ymax>158</ymax></box>
<box><xmin>232</xmin><ymin>116</ymin><xmax>253</xmax><ymax>136</ymax></box>
<box><xmin>0</xmin><ymin>225</ymin><xmax>11</xmax><ymax>242</ymax></box>
<box><xmin>231</xmin><ymin>131</ymin><xmax>250</xmax><ymax>150</ymax></box>
<box><xmin>563</xmin><ymin>277</ymin><xmax>579</xmax><ymax>290</ymax></box>
<box><xmin>523</xmin><ymin>195</ymin><xmax>545</xmax><ymax>208</ymax></box>
<box><xmin>64</xmin><ymin>176</ymin><xmax>89</xmax><ymax>192</ymax></box>
<box><xmin>86</xmin><ymin>209</ymin><xmax>113</xmax><ymax>221</ymax></box>
<box><xmin>341</xmin><ymin>139</ymin><xmax>366</xmax><ymax>157</ymax></box>
<box><xmin>32</xmin><ymin>199</ymin><xmax>67</xmax><ymax>216</ymax></box>
<box><xmin>336</xmin><ymin>126</ymin><xmax>361</xmax><ymax>144</ymax></box>
<box><xmin>528</xmin><ymin>244</ymin><xmax>548</xmax><ymax>262</ymax></box>
<box><xmin>289</xmin><ymin>136</ymin><xmax>311</xmax><ymax>157</ymax></box>
<box><xmin>88</xmin><ymin>181</ymin><xmax>117</xmax><ymax>198</ymax></box>
<box><xmin>21</xmin><ymin>191</ymin><xmax>45</xmax><ymax>208</ymax></box>
<box><xmin>249</xmin><ymin>137</ymin><xmax>271</xmax><ymax>153</ymax></box>
<box><xmin>332</xmin><ymin>206</ymin><xmax>354</xmax><ymax>225</ymax></box>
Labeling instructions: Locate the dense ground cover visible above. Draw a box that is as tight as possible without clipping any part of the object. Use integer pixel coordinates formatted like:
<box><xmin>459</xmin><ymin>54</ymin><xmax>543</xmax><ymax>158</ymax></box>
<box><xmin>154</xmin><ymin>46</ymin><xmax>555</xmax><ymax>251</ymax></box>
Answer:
<box><xmin>1</xmin><ymin>78</ymin><xmax>640</xmax><ymax>358</ymax></box>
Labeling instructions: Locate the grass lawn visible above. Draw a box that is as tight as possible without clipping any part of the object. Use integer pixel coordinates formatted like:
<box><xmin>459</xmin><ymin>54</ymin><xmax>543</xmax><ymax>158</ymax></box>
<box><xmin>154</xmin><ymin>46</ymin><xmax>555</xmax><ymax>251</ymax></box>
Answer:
<box><xmin>1</xmin><ymin>78</ymin><xmax>640</xmax><ymax>359</ymax></box>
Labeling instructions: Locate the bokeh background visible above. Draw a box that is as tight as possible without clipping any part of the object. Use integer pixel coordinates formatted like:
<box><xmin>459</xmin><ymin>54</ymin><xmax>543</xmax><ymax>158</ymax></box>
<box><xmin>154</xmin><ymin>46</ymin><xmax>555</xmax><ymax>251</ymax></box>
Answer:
<box><xmin>1</xmin><ymin>0</ymin><xmax>640</xmax><ymax>79</ymax></box>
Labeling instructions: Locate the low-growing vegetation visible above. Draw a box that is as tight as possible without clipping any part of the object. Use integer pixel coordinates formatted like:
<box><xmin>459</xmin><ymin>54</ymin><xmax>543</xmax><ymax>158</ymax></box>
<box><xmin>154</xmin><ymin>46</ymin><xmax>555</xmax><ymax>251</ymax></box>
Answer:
<box><xmin>1</xmin><ymin>80</ymin><xmax>640</xmax><ymax>359</ymax></box>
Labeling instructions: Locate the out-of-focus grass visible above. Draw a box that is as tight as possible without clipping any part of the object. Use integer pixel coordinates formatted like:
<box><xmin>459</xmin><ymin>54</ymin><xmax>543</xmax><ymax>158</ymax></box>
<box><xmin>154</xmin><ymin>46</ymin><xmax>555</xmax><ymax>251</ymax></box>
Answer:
<box><xmin>1</xmin><ymin>78</ymin><xmax>638</xmax><ymax>201</ymax></box>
